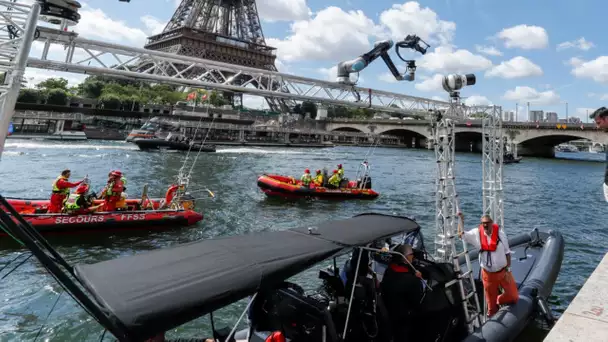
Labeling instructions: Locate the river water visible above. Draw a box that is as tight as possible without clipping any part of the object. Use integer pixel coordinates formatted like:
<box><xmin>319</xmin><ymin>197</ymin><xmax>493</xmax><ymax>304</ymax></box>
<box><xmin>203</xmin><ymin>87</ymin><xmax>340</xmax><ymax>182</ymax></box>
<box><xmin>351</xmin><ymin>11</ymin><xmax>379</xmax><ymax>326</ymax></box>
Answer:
<box><xmin>0</xmin><ymin>139</ymin><xmax>606</xmax><ymax>341</ymax></box>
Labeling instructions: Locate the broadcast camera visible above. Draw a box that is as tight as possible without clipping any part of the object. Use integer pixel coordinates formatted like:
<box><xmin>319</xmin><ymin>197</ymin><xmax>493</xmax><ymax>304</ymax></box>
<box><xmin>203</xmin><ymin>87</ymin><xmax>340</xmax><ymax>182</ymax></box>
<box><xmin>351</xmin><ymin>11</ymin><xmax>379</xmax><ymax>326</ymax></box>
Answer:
<box><xmin>397</xmin><ymin>34</ymin><xmax>429</xmax><ymax>55</ymax></box>
<box><xmin>37</xmin><ymin>0</ymin><xmax>82</xmax><ymax>26</ymax></box>
<box><xmin>442</xmin><ymin>74</ymin><xmax>476</xmax><ymax>98</ymax></box>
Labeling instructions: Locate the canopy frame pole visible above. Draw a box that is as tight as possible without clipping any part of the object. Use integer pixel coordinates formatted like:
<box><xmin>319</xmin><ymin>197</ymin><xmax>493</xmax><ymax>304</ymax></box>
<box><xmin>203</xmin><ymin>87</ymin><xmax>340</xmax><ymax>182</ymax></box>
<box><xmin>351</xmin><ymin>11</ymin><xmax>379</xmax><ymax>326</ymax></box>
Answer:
<box><xmin>226</xmin><ymin>293</ymin><xmax>257</xmax><ymax>341</ymax></box>
<box><xmin>342</xmin><ymin>247</ymin><xmax>363</xmax><ymax>339</ymax></box>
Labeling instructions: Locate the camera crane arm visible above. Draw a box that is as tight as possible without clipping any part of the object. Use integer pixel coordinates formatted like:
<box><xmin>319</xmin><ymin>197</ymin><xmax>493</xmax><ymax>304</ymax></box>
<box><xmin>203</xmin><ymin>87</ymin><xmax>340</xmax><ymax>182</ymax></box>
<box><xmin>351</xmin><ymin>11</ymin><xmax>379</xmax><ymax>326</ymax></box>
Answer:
<box><xmin>336</xmin><ymin>34</ymin><xmax>430</xmax><ymax>85</ymax></box>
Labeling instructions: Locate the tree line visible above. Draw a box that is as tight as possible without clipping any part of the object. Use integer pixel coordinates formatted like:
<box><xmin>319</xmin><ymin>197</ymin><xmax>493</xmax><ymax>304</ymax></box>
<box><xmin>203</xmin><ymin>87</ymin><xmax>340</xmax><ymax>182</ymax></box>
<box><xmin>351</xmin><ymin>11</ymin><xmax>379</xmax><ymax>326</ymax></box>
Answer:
<box><xmin>16</xmin><ymin>75</ymin><xmax>392</xmax><ymax>119</ymax></box>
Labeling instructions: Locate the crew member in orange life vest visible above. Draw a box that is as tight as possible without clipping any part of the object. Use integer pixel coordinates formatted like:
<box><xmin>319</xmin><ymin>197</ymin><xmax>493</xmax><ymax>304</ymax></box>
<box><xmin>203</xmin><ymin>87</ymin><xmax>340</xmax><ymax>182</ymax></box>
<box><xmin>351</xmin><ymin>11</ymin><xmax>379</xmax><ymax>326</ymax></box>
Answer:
<box><xmin>49</xmin><ymin>169</ymin><xmax>84</xmax><ymax>213</ymax></box>
<box><xmin>102</xmin><ymin>170</ymin><xmax>125</xmax><ymax>212</ymax></box>
<box><xmin>459</xmin><ymin>214</ymin><xmax>519</xmax><ymax>317</ymax></box>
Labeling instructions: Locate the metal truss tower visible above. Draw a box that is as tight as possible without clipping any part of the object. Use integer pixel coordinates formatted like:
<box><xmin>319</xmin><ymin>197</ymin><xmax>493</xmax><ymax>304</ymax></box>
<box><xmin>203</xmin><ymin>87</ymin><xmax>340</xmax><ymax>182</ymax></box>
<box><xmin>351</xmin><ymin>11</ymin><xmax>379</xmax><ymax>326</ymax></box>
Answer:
<box><xmin>144</xmin><ymin>0</ymin><xmax>292</xmax><ymax>112</ymax></box>
<box><xmin>481</xmin><ymin>106</ymin><xmax>505</xmax><ymax>229</ymax></box>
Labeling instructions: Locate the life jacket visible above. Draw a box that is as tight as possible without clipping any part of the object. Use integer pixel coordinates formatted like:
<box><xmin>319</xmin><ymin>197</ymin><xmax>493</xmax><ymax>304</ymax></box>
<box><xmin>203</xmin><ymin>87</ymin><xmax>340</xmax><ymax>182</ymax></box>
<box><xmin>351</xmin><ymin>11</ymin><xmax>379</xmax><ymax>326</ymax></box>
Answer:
<box><xmin>265</xmin><ymin>331</ymin><xmax>285</xmax><ymax>342</ymax></box>
<box><xmin>314</xmin><ymin>174</ymin><xmax>323</xmax><ymax>185</ymax></box>
<box><xmin>328</xmin><ymin>174</ymin><xmax>340</xmax><ymax>186</ymax></box>
<box><xmin>106</xmin><ymin>179</ymin><xmax>124</xmax><ymax>197</ymax></box>
<box><xmin>63</xmin><ymin>194</ymin><xmax>81</xmax><ymax>211</ymax></box>
<box><xmin>389</xmin><ymin>263</ymin><xmax>410</xmax><ymax>273</ymax></box>
<box><xmin>301</xmin><ymin>173</ymin><xmax>312</xmax><ymax>185</ymax></box>
<box><xmin>479</xmin><ymin>223</ymin><xmax>500</xmax><ymax>252</ymax></box>
<box><xmin>52</xmin><ymin>176</ymin><xmax>70</xmax><ymax>195</ymax></box>
<box><xmin>337</xmin><ymin>168</ymin><xmax>344</xmax><ymax>177</ymax></box>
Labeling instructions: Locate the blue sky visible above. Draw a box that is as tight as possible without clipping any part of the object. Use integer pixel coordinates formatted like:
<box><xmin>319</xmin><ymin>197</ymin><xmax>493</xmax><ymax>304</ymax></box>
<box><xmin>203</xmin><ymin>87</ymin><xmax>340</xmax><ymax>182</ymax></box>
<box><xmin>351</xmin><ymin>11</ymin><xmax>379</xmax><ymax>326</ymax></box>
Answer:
<box><xmin>23</xmin><ymin>0</ymin><xmax>608</xmax><ymax>121</ymax></box>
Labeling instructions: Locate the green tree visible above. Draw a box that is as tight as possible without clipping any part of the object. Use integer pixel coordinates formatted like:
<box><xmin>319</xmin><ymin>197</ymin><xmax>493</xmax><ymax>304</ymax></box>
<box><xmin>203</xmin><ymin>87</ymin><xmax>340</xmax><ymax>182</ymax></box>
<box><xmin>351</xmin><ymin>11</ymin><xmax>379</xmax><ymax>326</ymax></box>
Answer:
<box><xmin>36</xmin><ymin>78</ymin><xmax>69</xmax><ymax>91</ymax></box>
<box><xmin>45</xmin><ymin>89</ymin><xmax>69</xmax><ymax>105</ymax></box>
<box><xmin>17</xmin><ymin>89</ymin><xmax>41</xmax><ymax>103</ymax></box>
<box><xmin>301</xmin><ymin>101</ymin><xmax>318</xmax><ymax>118</ymax></box>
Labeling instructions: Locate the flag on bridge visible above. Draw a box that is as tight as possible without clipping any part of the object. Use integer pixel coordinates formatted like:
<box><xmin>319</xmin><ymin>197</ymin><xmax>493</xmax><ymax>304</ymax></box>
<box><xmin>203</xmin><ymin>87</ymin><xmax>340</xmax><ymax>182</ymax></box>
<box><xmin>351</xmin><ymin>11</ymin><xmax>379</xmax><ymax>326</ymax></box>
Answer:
<box><xmin>186</xmin><ymin>91</ymin><xmax>208</xmax><ymax>104</ymax></box>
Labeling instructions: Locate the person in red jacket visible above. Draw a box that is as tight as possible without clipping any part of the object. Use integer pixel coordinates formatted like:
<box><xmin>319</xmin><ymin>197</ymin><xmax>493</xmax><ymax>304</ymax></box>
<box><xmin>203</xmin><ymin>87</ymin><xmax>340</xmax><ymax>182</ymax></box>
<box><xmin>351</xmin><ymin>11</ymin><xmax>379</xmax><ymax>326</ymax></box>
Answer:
<box><xmin>48</xmin><ymin>169</ymin><xmax>84</xmax><ymax>213</ymax></box>
<box><xmin>102</xmin><ymin>170</ymin><xmax>125</xmax><ymax>212</ymax></box>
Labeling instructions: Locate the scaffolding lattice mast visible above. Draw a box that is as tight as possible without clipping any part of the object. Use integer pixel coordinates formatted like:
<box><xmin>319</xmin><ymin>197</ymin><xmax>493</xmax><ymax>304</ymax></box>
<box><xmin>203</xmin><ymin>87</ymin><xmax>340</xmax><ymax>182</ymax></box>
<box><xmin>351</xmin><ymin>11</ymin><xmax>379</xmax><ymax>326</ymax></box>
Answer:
<box><xmin>481</xmin><ymin>107</ymin><xmax>505</xmax><ymax>229</ymax></box>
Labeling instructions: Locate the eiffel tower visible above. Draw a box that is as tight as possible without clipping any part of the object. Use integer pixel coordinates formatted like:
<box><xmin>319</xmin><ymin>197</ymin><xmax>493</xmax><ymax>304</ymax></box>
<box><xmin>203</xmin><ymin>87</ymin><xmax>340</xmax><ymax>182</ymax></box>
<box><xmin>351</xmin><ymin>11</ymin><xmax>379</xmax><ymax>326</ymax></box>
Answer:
<box><xmin>144</xmin><ymin>0</ymin><xmax>292</xmax><ymax>112</ymax></box>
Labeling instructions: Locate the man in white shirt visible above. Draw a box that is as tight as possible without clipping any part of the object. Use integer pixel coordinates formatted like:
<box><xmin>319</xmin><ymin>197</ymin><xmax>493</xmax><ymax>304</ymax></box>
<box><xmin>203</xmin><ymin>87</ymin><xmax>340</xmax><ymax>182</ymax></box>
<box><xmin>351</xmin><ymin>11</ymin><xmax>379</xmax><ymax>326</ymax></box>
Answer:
<box><xmin>589</xmin><ymin>107</ymin><xmax>608</xmax><ymax>201</ymax></box>
<box><xmin>459</xmin><ymin>214</ymin><xmax>519</xmax><ymax>317</ymax></box>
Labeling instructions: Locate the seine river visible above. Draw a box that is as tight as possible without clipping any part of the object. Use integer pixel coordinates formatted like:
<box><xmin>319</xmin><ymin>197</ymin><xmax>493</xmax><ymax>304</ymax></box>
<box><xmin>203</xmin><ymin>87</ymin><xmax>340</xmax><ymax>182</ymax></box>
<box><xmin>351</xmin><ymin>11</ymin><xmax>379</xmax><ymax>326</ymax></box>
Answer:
<box><xmin>0</xmin><ymin>139</ymin><xmax>606</xmax><ymax>341</ymax></box>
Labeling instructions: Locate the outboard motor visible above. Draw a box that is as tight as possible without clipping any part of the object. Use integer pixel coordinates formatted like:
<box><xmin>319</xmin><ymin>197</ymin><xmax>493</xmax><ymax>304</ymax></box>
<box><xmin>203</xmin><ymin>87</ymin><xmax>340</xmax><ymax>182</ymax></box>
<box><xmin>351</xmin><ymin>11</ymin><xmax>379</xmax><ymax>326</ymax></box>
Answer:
<box><xmin>357</xmin><ymin>176</ymin><xmax>373</xmax><ymax>189</ymax></box>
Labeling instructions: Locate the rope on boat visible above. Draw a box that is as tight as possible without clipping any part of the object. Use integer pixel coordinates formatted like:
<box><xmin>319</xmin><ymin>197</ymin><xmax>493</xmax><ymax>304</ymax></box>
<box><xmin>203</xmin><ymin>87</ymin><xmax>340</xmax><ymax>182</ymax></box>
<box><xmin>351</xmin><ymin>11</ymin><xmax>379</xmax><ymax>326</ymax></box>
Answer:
<box><xmin>33</xmin><ymin>291</ymin><xmax>63</xmax><ymax>342</ymax></box>
<box><xmin>0</xmin><ymin>253</ymin><xmax>32</xmax><ymax>280</ymax></box>
<box><xmin>0</xmin><ymin>221</ymin><xmax>23</xmax><ymax>245</ymax></box>
<box><xmin>174</xmin><ymin>94</ymin><xmax>218</xmax><ymax>204</ymax></box>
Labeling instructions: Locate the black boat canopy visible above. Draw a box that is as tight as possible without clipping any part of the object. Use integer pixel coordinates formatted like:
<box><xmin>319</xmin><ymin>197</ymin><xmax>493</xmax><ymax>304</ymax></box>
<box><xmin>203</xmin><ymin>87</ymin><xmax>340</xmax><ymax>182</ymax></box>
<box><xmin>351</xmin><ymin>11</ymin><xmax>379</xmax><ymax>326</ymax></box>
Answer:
<box><xmin>74</xmin><ymin>213</ymin><xmax>420</xmax><ymax>341</ymax></box>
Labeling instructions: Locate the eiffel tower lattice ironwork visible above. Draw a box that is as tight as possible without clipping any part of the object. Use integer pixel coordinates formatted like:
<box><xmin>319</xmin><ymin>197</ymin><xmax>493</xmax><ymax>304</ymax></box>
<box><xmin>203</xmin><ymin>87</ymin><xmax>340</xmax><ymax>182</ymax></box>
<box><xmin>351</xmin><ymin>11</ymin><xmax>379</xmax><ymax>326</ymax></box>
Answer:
<box><xmin>144</xmin><ymin>0</ymin><xmax>293</xmax><ymax>112</ymax></box>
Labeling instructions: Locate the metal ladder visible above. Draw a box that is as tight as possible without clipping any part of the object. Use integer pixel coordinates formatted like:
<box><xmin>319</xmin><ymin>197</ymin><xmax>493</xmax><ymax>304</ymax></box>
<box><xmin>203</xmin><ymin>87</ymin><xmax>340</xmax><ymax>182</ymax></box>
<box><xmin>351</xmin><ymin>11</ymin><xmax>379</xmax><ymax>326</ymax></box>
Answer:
<box><xmin>432</xmin><ymin>111</ymin><xmax>483</xmax><ymax>330</ymax></box>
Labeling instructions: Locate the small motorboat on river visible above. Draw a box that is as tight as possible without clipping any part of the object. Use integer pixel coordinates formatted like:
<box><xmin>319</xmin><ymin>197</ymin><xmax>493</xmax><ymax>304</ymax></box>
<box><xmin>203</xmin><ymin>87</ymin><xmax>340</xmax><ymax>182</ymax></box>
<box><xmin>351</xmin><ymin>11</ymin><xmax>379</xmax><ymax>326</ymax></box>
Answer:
<box><xmin>258</xmin><ymin>163</ymin><xmax>379</xmax><ymax>200</ymax></box>
<box><xmin>133</xmin><ymin>136</ymin><xmax>216</xmax><ymax>153</ymax></box>
<box><xmin>0</xmin><ymin>212</ymin><xmax>563</xmax><ymax>341</ymax></box>
<box><xmin>3</xmin><ymin>185</ymin><xmax>203</xmax><ymax>235</ymax></box>
<box><xmin>257</xmin><ymin>174</ymin><xmax>379</xmax><ymax>200</ymax></box>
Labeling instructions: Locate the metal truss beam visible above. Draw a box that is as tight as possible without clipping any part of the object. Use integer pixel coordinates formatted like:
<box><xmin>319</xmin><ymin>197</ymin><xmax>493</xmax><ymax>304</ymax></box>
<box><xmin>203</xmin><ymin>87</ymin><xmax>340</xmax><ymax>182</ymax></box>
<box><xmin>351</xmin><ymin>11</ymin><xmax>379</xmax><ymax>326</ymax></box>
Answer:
<box><xmin>481</xmin><ymin>106</ymin><xmax>504</xmax><ymax>229</ymax></box>
<box><xmin>0</xmin><ymin>0</ymin><xmax>39</xmax><ymax>157</ymax></box>
<box><xmin>22</xmin><ymin>29</ymin><xmax>456</xmax><ymax>118</ymax></box>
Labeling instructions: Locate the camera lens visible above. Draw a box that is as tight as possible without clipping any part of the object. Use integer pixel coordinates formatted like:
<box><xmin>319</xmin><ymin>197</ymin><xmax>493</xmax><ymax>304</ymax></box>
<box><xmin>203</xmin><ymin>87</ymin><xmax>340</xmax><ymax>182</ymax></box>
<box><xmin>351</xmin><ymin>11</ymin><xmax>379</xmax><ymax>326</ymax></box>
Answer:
<box><xmin>465</xmin><ymin>74</ymin><xmax>476</xmax><ymax>86</ymax></box>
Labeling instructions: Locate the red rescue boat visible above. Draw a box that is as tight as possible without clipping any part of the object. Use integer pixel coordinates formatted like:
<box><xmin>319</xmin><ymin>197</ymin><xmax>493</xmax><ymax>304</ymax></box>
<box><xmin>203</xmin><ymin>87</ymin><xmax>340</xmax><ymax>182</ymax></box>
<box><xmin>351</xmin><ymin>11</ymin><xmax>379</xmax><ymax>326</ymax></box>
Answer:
<box><xmin>257</xmin><ymin>174</ymin><xmax>379</xmax><ymax>200</ymax></box>
<box><xmin>2</xmin><ymin>185</ymin><xmax>204</xmax><ymax>235</ymax></box>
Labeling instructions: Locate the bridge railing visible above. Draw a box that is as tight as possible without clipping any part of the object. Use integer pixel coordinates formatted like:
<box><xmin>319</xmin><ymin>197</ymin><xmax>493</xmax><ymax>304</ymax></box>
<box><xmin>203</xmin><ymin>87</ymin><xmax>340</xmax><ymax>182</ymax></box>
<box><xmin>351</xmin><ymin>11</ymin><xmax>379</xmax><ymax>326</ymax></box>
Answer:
<box><xmin>324</xmin><ymin>118</ymin><xmax>600</xmax><ymax>131</ymax></box>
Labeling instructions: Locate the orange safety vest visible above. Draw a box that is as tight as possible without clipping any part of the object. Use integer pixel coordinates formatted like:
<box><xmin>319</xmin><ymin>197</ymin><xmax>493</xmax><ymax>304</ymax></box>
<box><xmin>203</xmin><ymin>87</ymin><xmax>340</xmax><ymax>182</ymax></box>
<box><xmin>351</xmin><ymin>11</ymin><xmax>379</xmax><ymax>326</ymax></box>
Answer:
<box><xmin>479</xmin><ymin>223</ymin><xmax>500</xmax><ymax>252</ymax></box>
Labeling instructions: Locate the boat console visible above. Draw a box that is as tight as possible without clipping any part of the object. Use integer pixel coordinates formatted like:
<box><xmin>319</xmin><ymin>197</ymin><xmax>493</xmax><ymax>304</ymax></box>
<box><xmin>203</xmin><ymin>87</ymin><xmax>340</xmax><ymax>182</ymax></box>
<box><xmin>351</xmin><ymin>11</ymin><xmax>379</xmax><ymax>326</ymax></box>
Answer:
<box><xmin>246</xmin><ymin>245</ymin><xmax>470</xmax><ymax>342</ymax></box>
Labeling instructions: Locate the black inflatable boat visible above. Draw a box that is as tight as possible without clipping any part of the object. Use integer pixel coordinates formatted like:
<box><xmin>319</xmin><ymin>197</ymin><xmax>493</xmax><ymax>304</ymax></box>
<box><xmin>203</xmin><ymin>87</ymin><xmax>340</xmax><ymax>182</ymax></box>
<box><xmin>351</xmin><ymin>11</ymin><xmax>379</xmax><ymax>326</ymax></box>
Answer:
<box><xmin>0</xmin><ymin>204</ymin><xmax>564</xmax><ymax>342</ymax></box>
<box><xmin>133</xmin><ymin>138</ymin><xmax>216</xmax><ymax>152</ymax></box>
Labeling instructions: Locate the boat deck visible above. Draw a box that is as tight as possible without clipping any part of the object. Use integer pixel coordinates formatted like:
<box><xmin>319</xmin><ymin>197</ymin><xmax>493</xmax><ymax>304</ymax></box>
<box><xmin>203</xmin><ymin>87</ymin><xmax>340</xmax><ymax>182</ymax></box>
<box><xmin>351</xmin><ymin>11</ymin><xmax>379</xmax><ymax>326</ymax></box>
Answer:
<box><xmin>544</xmin><ymin>252</ymin><xmax>608</xmax><ymax>341</ymax></box>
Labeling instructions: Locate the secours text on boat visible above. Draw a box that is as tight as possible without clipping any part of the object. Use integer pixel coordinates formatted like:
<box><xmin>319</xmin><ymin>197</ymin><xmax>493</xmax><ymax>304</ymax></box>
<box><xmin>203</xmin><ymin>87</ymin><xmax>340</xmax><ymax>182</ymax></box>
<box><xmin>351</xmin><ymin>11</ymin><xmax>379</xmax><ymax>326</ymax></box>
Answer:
<box><xmin>257</xmin><ymin>162</ymin><xmax>379</xmax><ymax>200</ymax></box>
<box><xmin>0</xmin><ymin>208</ymin><xmax>564</xmax><ymax>342</ymax></box>
<box><xmin>2</xmin><ymin>184</ymin><xmax>203</xmax><ymax>235</ymax></box>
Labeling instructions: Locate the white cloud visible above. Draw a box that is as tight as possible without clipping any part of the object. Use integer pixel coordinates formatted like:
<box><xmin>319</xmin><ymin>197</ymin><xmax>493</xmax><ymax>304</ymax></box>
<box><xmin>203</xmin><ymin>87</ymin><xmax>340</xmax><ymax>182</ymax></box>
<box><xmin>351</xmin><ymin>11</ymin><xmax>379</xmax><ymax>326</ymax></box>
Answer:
<box><xmin>567</xmin><ymin>57</ymin><xmax>584</xmax><ymax>67</ymax></box>
<box><xmin>485</xmin><ymin>56</ymin><xmax>543</xmax><ymax>79</ymax></box>
<box><xmin>379</xmin><ymin>2</ymin><xmax>456</xmax><ymax>45</ymax></box>
<box><xmin>23</xmin><ymin>69</ymin><xmax>86</xmax><ymax>88</ymax></box>
<box><xmin>431</xmin><ymin>95</ymin><xmax>444</xmax><ymax>101</ymax></box>
<box><xmin>257</xmin><ymin>0</ymin><xmax>311</xmax><ymax>22</ymax></box>
<box><xmin>557</xmin><ymin>37</ymin><xmax>594</xmax><ymax>51</ymax></box>
<box><xmin>571</xmin><ymin>56</ymin><xmax>608</xmax><ymax>83</ymax></box>
<box><xmin>415</xmin><ymin>74</ymin><xmax>443</xmax><ymax>92</ymax></box>
<box><xmin>464</xmin><ymin>95</ymin><xmax>492</xmax><ymax>106</ymax></box>
<box><xmin>378</xmin><ymin>72</ymin><xmax>399</xmax><ymax>83</ymax></box>
<box><xmin>76</xmin><ymin>6</ymin><xmax>149</xmax><ymax>46</ymax></box>
<box><xmin>475</xmin><ymin>45</ymin><xmax>502</xmax><ymax>56</ymax></box>
<box><xmin>575</xmin><ymin>107</ymin><xmax>596</xmax><ymax>120</ymax></box>
<box><xmin>267</xmin><ymin>6</ymin><xmax>382</xmax><ymax>62</ymax></box>
<box><xmin>141</xmin><ymin>15</ymin><xmax>165</xmax><ymax>36</ymax></box>
<box><xmin>502</xmin><ymin>86</ymin><xmax>560</xmax><ymax>105</ymax></box>
<box><xmin>418</xmin><ymin>46</ymin><xmax>493</xmax><ymax>73</ymax></box>
<box><xmin>497</xmin><ymin>25</ymin><xmax>548</xmax><ymax>49</ymax></box>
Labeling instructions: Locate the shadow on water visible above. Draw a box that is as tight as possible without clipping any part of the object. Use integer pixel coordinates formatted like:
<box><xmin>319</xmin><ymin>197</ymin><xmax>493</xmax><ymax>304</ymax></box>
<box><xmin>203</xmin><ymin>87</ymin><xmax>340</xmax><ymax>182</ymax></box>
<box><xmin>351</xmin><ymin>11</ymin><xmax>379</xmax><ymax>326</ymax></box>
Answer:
<box><xmin>0</xmin><ymin>141</ymin><xmax>605</xmax><ymax>341</ymax></box>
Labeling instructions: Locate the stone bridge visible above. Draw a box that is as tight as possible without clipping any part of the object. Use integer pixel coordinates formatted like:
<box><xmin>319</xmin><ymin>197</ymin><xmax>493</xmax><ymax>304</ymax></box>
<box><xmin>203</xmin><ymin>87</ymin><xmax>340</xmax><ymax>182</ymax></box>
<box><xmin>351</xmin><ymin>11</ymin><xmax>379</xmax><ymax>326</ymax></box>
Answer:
<box><xmin>322</xmin><ymin>119</ymin><xmax>608</xmax><ymax>157</ymax></box>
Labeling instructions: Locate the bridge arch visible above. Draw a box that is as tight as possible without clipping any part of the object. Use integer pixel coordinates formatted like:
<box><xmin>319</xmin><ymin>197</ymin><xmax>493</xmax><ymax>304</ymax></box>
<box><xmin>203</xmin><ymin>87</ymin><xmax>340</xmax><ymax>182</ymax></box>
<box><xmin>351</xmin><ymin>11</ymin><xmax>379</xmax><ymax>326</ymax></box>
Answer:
<box><xmin>454</xmin><ymin>131</ymin><xmax>483</xmax><ymax>153</ymax></box>
<box><xmin>330</xmin><ymin>126</ymin><xmax>365</xmax><ymax>133</ymax></box>
<box><xmin>518</xmin><ymin>134</ymin><xmax>592</xmax><ymax>157</ymax></box>
<box><xmin>380</xmin><ymin>128</ymin><xmax>429</xmax><ymax>148</ymax></box>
